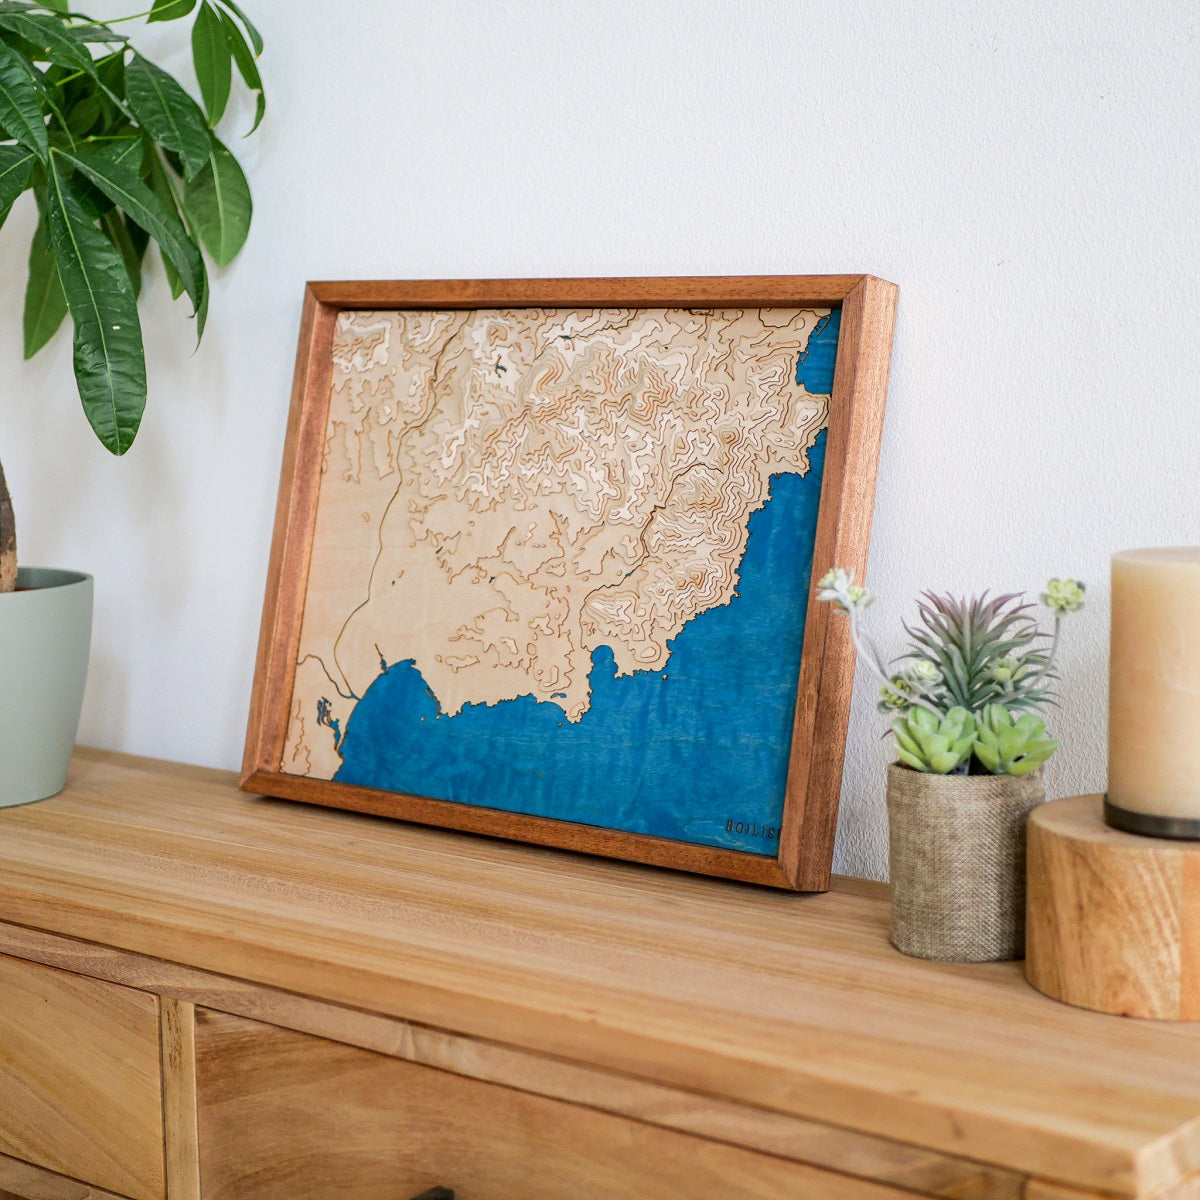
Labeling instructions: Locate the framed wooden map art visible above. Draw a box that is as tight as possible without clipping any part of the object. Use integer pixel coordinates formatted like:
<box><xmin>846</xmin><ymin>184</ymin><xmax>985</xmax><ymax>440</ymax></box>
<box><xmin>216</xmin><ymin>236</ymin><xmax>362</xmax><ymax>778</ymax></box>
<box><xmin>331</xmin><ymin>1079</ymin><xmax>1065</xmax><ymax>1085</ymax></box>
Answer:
<box><xmin>243</xmin><ymin>276</ymin><xmax>898</xmax><ymax>890</ymax></box>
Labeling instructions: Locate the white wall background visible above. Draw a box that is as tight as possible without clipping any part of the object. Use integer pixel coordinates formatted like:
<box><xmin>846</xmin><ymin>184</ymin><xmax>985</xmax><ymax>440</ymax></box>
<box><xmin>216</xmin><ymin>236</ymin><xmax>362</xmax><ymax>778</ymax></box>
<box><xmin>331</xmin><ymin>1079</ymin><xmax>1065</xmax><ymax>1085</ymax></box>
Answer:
<box><xmin>2</xmin><ymin>0</ymin><xmax>1197</xmax><ymax>880</ymax></box>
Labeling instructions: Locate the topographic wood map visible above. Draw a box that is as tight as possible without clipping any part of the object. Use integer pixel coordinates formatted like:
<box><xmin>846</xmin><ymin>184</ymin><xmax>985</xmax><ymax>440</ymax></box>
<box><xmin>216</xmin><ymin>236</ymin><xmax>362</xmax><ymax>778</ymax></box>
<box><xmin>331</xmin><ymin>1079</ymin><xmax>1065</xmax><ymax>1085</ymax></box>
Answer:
<box><xmin>282</xmin><ymin>305</ymin><xmax>840</xmax><ymax>854</ymax></box>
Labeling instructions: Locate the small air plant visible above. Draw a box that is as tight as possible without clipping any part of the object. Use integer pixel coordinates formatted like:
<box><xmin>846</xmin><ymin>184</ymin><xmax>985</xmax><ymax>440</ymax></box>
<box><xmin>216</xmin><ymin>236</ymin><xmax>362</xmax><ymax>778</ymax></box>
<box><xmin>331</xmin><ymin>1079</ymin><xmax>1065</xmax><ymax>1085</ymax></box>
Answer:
<box><xmin>817</xmin><ymin>570</ymin><xmax>1085</xmax><ymax>775</ymax></box>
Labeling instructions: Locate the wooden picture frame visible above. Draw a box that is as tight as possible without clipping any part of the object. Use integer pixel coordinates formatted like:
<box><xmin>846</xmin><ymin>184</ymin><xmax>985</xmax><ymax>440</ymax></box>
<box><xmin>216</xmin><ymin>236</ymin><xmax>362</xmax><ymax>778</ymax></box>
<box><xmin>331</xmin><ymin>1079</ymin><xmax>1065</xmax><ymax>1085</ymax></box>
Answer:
<box><xmin>242</xmin><ymin>276</ymin><xmax>897</xmax><ymax>890</ymax></box>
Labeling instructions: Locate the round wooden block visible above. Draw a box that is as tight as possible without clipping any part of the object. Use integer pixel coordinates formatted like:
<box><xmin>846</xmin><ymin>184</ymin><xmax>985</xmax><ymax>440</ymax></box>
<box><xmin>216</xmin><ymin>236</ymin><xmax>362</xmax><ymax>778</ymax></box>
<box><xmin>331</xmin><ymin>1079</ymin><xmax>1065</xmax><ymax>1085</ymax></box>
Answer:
<box><xmin>1026</xmin><ymin>795</ymin><xmax>1200</xmax><ymax>1020</ymax></box>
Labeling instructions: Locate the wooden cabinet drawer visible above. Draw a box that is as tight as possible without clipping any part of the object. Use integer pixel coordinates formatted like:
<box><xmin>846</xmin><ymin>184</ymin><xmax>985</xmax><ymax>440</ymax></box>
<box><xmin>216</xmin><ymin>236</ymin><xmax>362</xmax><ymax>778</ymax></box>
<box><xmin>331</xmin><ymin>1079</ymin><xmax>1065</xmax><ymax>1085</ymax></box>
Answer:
<box><xmin>0</xmin><ymin>953</ymin><xmax>163</xmax><ymax>1200</ymax></box>
<box><xmin>196</xmin><ymin>1008</ymin><xmax>916</xmax><ymax>1200</ymax></box>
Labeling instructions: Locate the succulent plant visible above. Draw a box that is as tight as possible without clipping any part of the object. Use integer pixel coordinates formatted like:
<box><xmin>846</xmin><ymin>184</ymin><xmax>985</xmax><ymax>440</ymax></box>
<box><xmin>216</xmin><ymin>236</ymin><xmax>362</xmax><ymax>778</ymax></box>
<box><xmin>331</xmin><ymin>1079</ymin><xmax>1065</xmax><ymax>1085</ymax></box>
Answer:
<box><xmin>972</xmin><ymin>705</ymin><xmax>1059</xmax><ymax>777</ymax></box>
<box><xmin>1041</xmin><ymin>578</ymin><xmax>1086</xmax><ymax>614</ymax></box>
<box><xmin>877</xmin><ymin>675</ymin><xmax>913</xmax><ymax>712</ymax></box>
<box><xmin>816</xmin><ymin>568</ymin><xmax>1084</xmax><ymax>777</ymax></box>
<box><xmin>891</xmin><ymin>706</ymin><xmax>977</xmax><ymax>774</ymax></box>
<box><xmin>904</xmin><ymin>591</ymin><xmax>1054</xmax><ymax>714</ymax></box>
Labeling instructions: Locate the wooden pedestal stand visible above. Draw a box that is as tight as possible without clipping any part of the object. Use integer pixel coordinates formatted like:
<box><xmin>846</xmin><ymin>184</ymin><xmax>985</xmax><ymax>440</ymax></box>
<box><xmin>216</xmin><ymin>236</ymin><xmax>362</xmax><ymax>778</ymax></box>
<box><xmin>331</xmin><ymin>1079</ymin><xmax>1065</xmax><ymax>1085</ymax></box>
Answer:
<box><xmin>1026</xmin><ymin>794</ymin><xmax>1200</xmax><ymax>1020</ymax></box>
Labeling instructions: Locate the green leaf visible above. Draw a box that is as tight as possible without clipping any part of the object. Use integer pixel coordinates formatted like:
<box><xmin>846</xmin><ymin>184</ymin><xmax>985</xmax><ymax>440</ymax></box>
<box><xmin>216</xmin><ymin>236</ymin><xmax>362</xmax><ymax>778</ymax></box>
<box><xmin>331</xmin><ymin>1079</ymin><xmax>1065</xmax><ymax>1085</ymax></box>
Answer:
<box><xmin>973</xmin><ymin>741</ymin><xmax>1000</xmax><ymax>773</ymax></box>
<box><xmin>69</xmin><ymin>26</ymin><xmax>128</xmax><ymax>45</ymax></box>
<box><xmin>192</xmin><ymin>1</ymin><xmax>230</xmax><ymax>126</ymax></box>
<box><xmin>23</xmin><ymin>214</ymin><xmax>66</xmax><ymax>356</ymax></box>
<box><xmin>162</xmin><ymin>247</ymin><xmax>185</xmax><ymax>298</ymax></box>
<box><xmin>102</xmin><ymin>209</ymin><xmax>143</xmax><ymax>298</ymax></box>
<box><xmin>63</xmin><ymin>169</ymin><xmax>114</xmax><ymax>221</ymax></box>
<box><xmin>65</xmin><ymin>90</ymin><xmax>102</xmax><ymax>136</ymax></box>
<box><xmin>219</xmin><ymin>6</ymin><xmax>263</xmax><ymax>133</ymax></box>
<box><xmin>40</xmin><ymin>0</ymin><xmax>68</xmax><ymax>11</ymax></box>
<box><xmin>216</xmin><ymin>0</ymin><xmax>261</xmax><ymax>56</ymax></box>
<box><xmin>93</xmin><ymin>134</ymin><xmax>143</xmax><ymax>169</ymax></box>
<box><xmin>0</xmin><ymin>37</ymin><xmax>47</xmax><ymax>159</ymax></box>
<box><xmin>249</xmin><ymin>88</ymin><xmax>264</xmax><ymax>133</ymax></box>
<box><xmin>0</xmin><ymin>142</ymin><xmax>34</xmax><ymax>210</ymax></box>
<box><xmin>94</xmin><ymin>50</ymin><xmax>124</xmax><ymax>104</ymax></box>
<box><xmin>148</xmin><ymin>0</ymin><xmax>198</xmax><ymax>22</ymax></box>
<box><xmin>59</xmin><ymin>143</ymin><xmax>207</xmax><ymax>330</ymax></box>
<box><xmin>144</xmin><ymin>145</ymin><xmax>188</xmax><ymax>302</ymax></box>
<box><xmin>0</xmin><ymin>13</ymin><xmax>98</xmax><ymax>75</ymax></box>
<box><xmin>125</xmin><ymin>53</ymin><xmax>210</xmax><ymax>179</ymax></box>
<box><xmin>181</xmin><ymin>133</ymin><xmax>249</xmax><ymax>266</ymax></box>
<box><xmin>46</xmin><ymin>158</ymin><xmax>146</xmax><ymax>455</ymax></box>
<box><xmin>126</xmin><ymin>212</ymin><xmax>149</xmax><ymax>257</ymax></box>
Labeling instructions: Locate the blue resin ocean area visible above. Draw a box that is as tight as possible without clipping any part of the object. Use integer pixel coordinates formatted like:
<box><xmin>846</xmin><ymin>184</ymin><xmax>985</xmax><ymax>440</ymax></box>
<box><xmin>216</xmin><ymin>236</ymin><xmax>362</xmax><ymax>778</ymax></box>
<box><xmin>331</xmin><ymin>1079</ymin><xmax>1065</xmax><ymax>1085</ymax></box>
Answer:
<box><xmin>334</xmin><ymin>310</ymin><xmax>840</xmax><ymax>855</ymax></box>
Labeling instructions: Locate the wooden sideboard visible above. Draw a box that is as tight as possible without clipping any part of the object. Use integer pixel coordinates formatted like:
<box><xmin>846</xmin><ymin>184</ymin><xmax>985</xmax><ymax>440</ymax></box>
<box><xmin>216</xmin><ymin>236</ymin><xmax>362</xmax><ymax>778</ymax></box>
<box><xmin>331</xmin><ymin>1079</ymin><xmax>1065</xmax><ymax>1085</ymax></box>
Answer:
<box><xmin>0</xmin><ymin>749</ymin><xmax>1198</xmax><ymax>1200</ymax></box>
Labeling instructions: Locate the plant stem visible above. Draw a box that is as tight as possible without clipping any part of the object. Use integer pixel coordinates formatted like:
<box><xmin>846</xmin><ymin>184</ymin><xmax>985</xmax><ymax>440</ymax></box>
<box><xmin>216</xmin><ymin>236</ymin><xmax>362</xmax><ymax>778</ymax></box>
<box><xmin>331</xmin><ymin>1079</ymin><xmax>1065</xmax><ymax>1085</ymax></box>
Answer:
<box><xmin>0</xmin><ymin>458</ymin><xmax>16</xmax><ymax>593</ymax></box>
<box><xmin>1021</xmin><ymin>614</ymin><xmax>1062</xmax><ymax>692</ymax></box>
<box><xmin>98</xmin><ymin>9</ymin><xmax>155</xmax><ymax>25</ymax></box>
<box><xmin>844</xmin><ymin>607</ymin><xmax>942</xmax><ymax>718</ymax></box>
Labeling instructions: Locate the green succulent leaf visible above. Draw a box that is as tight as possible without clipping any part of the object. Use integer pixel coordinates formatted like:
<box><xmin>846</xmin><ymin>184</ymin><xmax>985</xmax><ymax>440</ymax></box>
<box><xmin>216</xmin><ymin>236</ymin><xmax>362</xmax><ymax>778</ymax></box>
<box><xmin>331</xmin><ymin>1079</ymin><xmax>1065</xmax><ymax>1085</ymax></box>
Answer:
<box><xmin>191</xmin><ymin>1</ymin><xmax>230</xmax><ymax>127</ymax></box>
<box><xmin>46</xmin><ymin>158</ymin><xmax>146</xmax><ymax>455</ymax></box>
<box><xmin>148</xmin><ymin>0</ymin><xmax>199</xmax><ymax>22</ymax></box>
<box><xmin>971</xmin><ymin>705</ymin><xmax>1058</xmax><ymax>776</ymax></box>
<box><xmin>973</xmin><ymin>741</ymin><xmax>1000</xmax><ymax>773</ymax></box>
<box><xmin>908</xmin><ymin>707</ymin><xmax>937</xmax><ymax>732</ymax></box>
<box><xmin>893</xmin><ymin>724</ymin><xmax>923</xmax><ymax>761</ymax></box>
<box><xmin>59</xmin><ymin>143</ymin><xmax>208</xmax><ymax>331</ymax></box>
<box><xmin>181</xmin><ymin>132</ymin><xmax>250</xmax><ymax>265</ymax></box>
<box><xmin>891</xmin><ymin>706</ymin><xmax>975</xmax><ymax>774</ymax></box>
<box><xmin>125</xmin><ymin>53</ymin><xmax>210</xmax><ymax>179</ymax></box>
<box><xmin>23</xmin><ymin>213</ymin><xmax>66</xmax><ymax>357</ymax></box>
<box><xmin>0</xmin><ymin>37</ymin><xmax>47</xmax><ymax>160</ymax></box>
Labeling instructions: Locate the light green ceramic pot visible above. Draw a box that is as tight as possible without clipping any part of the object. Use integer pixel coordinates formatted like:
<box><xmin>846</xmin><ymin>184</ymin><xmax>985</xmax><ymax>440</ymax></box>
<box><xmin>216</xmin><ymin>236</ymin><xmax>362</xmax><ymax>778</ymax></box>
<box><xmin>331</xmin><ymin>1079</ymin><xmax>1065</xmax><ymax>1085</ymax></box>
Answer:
<box><xmin>0</xmin><ymin>568</ymin><xmax>93</xmax><ymax>807</ymax></box>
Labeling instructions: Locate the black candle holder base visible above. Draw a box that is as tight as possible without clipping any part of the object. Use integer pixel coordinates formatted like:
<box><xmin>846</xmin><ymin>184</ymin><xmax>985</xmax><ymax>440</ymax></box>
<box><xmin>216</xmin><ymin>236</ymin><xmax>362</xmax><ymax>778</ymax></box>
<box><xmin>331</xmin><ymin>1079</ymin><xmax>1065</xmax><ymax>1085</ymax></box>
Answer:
<box><xmin>1104</xmin><ymin>797</ymin><xmax>1200</xmax><ymax>840</ymax></box>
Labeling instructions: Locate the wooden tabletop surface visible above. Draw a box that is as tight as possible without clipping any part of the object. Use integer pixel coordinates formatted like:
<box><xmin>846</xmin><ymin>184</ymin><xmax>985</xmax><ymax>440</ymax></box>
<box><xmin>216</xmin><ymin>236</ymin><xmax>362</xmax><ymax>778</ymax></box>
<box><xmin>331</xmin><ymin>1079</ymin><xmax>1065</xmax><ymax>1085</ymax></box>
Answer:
<box><xmin>0</xmin><ymin>747</ymin><xmax>1198</xmax><ymax>1198</ymax></box>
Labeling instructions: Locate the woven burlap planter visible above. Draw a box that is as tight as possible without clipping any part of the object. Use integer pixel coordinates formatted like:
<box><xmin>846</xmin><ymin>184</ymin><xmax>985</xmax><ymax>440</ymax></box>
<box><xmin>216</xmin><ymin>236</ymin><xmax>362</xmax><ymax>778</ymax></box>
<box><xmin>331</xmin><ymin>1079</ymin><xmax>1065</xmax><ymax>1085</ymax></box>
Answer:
<box><xmin>886</xmin><ymin>763</ymin><xmax>1045</xmax><ymax>962</ymax></box>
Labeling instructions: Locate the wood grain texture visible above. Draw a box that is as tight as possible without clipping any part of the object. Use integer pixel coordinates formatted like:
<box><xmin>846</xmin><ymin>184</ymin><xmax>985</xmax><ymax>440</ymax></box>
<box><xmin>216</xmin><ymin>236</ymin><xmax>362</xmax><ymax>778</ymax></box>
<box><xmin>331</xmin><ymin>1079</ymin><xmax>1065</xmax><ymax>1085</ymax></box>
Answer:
<box><xmin>241</xmin><ymin>285</ymin><xmax>338</xmax><ymax>782</ymax></box>
<box><xmin>241</xmin><ymin>768</ymin><xmax>795</xmax><ymax>886</ymax></box>
<box><xmin>1022</xmin><ymin>1185</ymin><xmax>1116</xmax><ymax>1200</ymax></box>
<box><xmin>0</xmin><ymin>952</ymin><xmax>162</xmax><ymax>1200</ymax></box>
<box><xmin>8</xmin><ymin>750</ymin><xmax>1200</xmax><ymax>1197</ymax></box>
<box><xmin>160</xmin><ymin>999</ymin><xmax>200</xmax><ymax>1200</ymax></box>
<box><xmin>0</xmin><ymin>920</ymin><xmax>1019</xmax><ymax>1200</ymax></box>
<box><xmin>1026</xmin><ymin>795</ymin><xmax>1200</xmax><ymax>1020</ymax></box>
<box><xmin>194</xmin><ymin>1007</ymin><xmax>922</xmax><ymax>1200</ymax></box>
<box><xmin>242</xmin><ymin>275</ymin><xmax>897</xmax><ymax>890</ymax></box>
<box><xmin>782</xmin><ymin>273</ymin><xmax>898</xmax><ymax>890</ymax></box>
<box><xmin>307</xmin><ymin>274</ymin><xmax>871</xmax><ymax>310</ymax></box>
<box><xmin>1021</xmin><ymin>1182</ymin><xmax>1200</xmax><ymax>1200</ymax></box>
<box><xmin>0</xmin><ymin>1152</ymin><xmax>128</xmax><ymax>1200</ymax></box>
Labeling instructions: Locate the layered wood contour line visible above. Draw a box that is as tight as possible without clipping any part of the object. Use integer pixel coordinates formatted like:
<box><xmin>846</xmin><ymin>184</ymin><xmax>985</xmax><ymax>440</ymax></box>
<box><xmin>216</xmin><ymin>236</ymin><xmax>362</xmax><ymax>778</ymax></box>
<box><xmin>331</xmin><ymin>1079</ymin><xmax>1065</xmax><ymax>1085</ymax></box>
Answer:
<box><xmin>0</xmin><ymin>752</ymin><xmax>1198</xmax><ymax>1198</ymax></box>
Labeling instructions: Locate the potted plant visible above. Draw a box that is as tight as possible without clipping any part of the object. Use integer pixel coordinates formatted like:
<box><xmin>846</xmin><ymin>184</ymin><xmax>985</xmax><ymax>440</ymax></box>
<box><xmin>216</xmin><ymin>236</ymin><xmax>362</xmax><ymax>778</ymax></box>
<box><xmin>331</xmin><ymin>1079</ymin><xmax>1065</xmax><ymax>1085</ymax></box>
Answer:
<box><xmin>817</xmin><ymin>569</ymin><xmax>1085</xmax><ymax>962</ymax></box>
<box><xmin>0</xmin><ymin>0</ymin><xmax>264</xmax><ymax>805</ymax></box>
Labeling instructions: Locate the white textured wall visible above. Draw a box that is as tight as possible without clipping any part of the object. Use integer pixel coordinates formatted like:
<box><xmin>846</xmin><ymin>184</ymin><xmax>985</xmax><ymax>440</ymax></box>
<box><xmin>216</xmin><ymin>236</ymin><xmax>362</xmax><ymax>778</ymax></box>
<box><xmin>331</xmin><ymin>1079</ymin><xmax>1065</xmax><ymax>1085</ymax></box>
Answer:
<box><xmin>2</xmin><ymin>1</ymin><xmax>1197</xmax><ymax>880</ymax></box>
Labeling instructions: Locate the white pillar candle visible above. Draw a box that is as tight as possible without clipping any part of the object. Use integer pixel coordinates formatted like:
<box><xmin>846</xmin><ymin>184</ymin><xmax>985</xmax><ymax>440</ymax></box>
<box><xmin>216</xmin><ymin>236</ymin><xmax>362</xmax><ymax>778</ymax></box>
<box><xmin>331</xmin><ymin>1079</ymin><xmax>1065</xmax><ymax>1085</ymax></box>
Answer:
<box><xmin>1108</xmin><ymin>548</ymin><xmax>1200</xmax><ymax>820</ymax></box>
